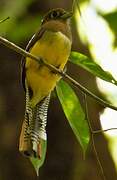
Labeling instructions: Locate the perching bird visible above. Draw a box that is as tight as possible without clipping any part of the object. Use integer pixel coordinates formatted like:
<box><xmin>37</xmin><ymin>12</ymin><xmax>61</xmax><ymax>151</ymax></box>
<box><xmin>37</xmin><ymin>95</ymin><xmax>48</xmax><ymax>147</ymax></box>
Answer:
<box><xmin>19</xmin><ymin>8</ymin><xmax>72</xmax><ymax>159</ymax></box>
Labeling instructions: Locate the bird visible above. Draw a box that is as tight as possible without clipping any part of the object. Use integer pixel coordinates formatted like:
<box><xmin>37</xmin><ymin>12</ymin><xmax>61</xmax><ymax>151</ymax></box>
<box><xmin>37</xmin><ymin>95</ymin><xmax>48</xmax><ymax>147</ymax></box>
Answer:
<box><xmin>19</xmin><ymin>8</ymin><xmax>72</xmax><ymax>159</ymax></box>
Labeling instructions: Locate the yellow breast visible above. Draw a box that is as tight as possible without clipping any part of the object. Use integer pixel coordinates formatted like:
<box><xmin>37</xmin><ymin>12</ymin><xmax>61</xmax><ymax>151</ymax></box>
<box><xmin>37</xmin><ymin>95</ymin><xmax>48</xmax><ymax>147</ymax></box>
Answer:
<box><xmin>26</xmin><ymin>30</ymin><xmax>71</xmax><ymax>107</ymax></box>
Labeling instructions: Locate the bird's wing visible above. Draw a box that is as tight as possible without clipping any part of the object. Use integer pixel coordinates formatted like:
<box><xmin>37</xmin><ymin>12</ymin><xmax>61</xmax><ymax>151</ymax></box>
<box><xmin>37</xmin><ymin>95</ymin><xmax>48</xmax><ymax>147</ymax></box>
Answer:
<box><xmin>21</xmin><ymin>27</ymin><xmax>45</xmax><ymax>91</ymax></box>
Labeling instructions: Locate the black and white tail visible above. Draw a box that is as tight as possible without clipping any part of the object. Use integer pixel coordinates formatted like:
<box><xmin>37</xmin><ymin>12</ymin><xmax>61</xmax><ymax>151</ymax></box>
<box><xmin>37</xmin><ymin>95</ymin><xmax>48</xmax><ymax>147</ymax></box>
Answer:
<box><xmin>19</xmin><ymin>83</ymin><xmax>50</xmax><ymax>158</ymax></box>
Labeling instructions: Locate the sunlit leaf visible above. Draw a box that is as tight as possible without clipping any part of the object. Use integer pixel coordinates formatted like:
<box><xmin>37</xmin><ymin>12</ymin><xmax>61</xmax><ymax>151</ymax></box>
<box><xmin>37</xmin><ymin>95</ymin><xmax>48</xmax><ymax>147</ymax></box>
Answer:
<box><xmin>101</xmin><ymin>11</ymin><xmax>117</xmax><ymax>47</ymax></box>
<box><xmin>70</xmin><ymin>51</ymin><xmax>117</xmax><ymax>85</ymax></box>
<box><xmin>30</xmin><ymin>140</ymin><xmax>47</xmax><ymax>176</ymax></box>
<box><xmin>56</xmin><ymin>80</ymin><xmax>90</xmax><ymax>154</ymax></box>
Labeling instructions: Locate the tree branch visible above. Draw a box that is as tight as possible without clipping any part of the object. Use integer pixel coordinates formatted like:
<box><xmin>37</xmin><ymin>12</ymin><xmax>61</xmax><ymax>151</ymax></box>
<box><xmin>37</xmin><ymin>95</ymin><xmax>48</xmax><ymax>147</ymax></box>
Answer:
<box><xmin>0</xmin><ymin>35</ymin><xmax>117</xmax><ymax>111</ymax></box>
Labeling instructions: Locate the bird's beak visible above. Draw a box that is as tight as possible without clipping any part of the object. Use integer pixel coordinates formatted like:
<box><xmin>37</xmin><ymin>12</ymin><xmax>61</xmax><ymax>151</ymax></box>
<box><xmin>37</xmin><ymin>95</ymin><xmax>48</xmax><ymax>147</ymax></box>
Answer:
<box><xmin>61</xmin><ymin>11</ymin><xmax>73</xmax><ymax>19</ymax></box>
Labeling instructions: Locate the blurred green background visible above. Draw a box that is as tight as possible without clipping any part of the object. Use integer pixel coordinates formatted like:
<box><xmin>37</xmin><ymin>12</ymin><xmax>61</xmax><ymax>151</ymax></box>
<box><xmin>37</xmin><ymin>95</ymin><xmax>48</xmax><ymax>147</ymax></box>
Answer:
<box><xmin>0</xmin><ymin>0</ymin><xmax>117</xmax><ymax>180</ymax></box>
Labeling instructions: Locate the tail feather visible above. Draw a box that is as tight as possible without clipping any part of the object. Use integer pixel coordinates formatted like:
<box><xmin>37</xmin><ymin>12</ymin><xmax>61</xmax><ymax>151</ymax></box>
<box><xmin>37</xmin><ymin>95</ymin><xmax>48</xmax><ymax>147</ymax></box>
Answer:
<box><xmin>19</xmin><ymin>120</ymin><xmax>33</xmax><ymax>157</ymax></box>
<box><xmin>19</xmin><ymin>83</ymin><xmax>50</xmax><ymax>158</ymax></box>
<box><xmin>30</xmin><ymin>95</ymin><xmax>50</xmax><ymax>157</ymax></box>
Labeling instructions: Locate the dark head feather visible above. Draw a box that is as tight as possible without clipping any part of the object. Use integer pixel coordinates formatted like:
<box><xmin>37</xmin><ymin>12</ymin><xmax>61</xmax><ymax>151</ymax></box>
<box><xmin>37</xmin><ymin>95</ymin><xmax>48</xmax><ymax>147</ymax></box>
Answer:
<box><xmin>41</xmin><ymin>8</ymin><xmax>72</xmax><ymax>25</ymax></box>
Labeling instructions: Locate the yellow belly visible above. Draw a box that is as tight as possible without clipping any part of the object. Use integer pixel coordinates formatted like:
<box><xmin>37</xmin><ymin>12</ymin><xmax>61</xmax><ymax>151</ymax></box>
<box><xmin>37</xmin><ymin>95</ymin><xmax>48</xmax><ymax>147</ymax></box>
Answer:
<box><xmin>26</xmin><ymin>30</ymin><xmax>71</xmax><ymax>107</ymax></box>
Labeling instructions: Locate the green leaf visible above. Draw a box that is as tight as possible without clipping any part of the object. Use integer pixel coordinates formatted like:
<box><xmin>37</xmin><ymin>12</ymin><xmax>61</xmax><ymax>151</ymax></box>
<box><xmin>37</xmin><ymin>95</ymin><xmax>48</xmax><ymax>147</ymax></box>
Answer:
<box><xmin>70</xmin><ymin>51</ymin><xmax>117</xmax><ymax>85</ymax></box>
<box><xmin>56</xmin><ymin>80</ymin><xmax>90</xmax><ymax>154</ymax></box>
<box><xmin>30</xmin><ymin>140</ymin><xmax>47</xmax><ymax>176</ymax></box>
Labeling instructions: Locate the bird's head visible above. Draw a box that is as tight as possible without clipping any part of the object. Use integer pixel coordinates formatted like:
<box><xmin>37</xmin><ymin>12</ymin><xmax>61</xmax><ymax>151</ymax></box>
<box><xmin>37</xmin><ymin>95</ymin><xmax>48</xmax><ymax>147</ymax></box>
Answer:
<box><xmin>41</xmin><ymin>8</ymin><xmax>73</xmax><ymax>25</ymax></box>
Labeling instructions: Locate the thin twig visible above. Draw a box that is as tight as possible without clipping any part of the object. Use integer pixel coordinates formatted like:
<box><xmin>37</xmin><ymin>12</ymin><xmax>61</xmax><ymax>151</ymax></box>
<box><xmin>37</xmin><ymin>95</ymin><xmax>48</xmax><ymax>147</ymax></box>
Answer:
<box><xmin>82</xmin><ymin>94</ymin><xmax>106</xmax><ymax>180</ymax></box>
<box><xmin>82</xmin><ymin>93</ymin><xmax>93</xmax><ymax>133</ymax></box>
<box><xmin>91</xmin><ymin>134</ymin><xmax>106</xmax><ymax>180</ymax></box>
<box><xmin>0</xmin><ymin>17</ymin><xmax>10</xmax><ymax>24</ymax></box>
<box><xmin>0</xmin><ymin>36</ymin><xmax>117</xmax><ymax>111</ymax></box>
<box><xmin>82</xmin><ymin>93</ymin><xmax>91</xmax><ymax>160</ymax></box>
<box><xmin>93</xmin><ymin>128</ymin><xmax>117</xmax><ymax>134</ymax></box>
<box><xmin>72</xmin><ymin>0</ymin><xmax>76</xmax><ymax>13</ymax></box>
<box><xmin>72</xmin><ymin>0</ymin><xmax>82</xmax><ymax>16</ymax></box>
<box><xmin>74</xmin><ymin>0</ymin><xmax>82</xmax><ymax>17</ymax></box>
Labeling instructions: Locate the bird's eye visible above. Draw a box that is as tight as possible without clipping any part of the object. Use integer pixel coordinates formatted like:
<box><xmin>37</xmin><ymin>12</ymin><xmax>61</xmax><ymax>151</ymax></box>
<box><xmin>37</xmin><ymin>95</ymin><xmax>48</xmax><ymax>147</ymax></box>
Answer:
<box><xmin>50</xmin><ymin>11</ymin><xmax>60</xmax><ymax>19</ymax></box>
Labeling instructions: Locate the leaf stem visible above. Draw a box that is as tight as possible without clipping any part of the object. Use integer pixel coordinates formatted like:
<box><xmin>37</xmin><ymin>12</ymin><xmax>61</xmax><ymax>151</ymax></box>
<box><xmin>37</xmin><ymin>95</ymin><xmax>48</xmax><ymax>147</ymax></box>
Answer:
<box><xmin>0</xmin><ymin>36</ymin><xmax>117</xmax><ymax>111</ymax></box>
